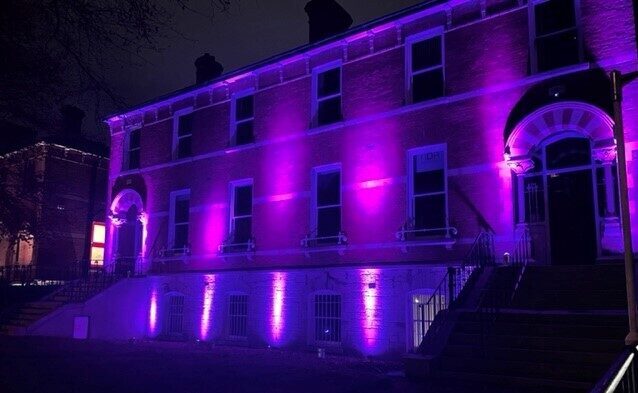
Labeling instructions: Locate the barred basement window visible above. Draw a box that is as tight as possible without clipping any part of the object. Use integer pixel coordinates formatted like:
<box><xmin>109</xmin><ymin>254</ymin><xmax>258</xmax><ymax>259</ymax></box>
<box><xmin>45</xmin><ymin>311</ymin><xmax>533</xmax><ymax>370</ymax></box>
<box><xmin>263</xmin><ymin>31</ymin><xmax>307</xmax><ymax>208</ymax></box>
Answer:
<box><xmin>166</xmin><ymin>294</ymin><xmax>185</xmax><ymax>336</ymax></box>
<box><xmin>407</xmin><ymin>29</ymin><xmax>445</xmax><ymax>104</ymax></box>
<box><xmin>231</xmin><ymin>92</ymin><xmax>255</xmax><ymax>146</ymax></box>
<box><xmin>312</xmin><ymin>63</ymin><xmax>342</xmax><ymax>127</ymax></box>
<box><xmin>531</xmin><ymin>0</ymin><xmax>581</xmax><ymax>72</ymax></box>
<box><xmin>229</xmin><ymin>294</ymin><xmax>248</xmax><ymax>338</ymax></box>
<box><xmin>412</xmin><ymin>293</ymin><xmax>444</xmax><ymax>349</ymax></box>
<box><xmin>314</xmin><ymin>294</ymin><xmax>341</xmax><ymax>343</ymax></box>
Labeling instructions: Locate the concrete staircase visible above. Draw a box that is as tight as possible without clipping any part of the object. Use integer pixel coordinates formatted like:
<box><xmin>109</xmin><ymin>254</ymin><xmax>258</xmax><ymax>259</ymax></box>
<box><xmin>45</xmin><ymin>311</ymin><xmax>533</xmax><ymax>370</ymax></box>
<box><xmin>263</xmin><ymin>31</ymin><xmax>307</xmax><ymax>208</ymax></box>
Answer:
<box><xmin>412</xmin><ymin>264</ymin><xmax>628</xmax><ymax>392</ymax></box>
<box><xmin>0</xmin><ymin>274</ymin><xmax>121</xmax><ymax>335</ymax></box>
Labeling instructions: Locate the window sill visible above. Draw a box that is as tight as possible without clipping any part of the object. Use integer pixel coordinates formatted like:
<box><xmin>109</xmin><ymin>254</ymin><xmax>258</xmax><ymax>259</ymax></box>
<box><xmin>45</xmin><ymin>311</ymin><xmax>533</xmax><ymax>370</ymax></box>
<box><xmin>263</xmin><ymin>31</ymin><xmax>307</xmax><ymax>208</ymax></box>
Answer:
<box><xmin>530</xmin><ymin>62</ymin><xmax>590</xmax><ymax>80</ymax></box>
<box><xmin>225</xmin><ymin>142</ymin><xmax>256</xmax><ymax>154</ymax></box>
<box><xmin>307</xmin><ymin>120</ymin><xmax>345</xmax><ymax>136</ymax></box>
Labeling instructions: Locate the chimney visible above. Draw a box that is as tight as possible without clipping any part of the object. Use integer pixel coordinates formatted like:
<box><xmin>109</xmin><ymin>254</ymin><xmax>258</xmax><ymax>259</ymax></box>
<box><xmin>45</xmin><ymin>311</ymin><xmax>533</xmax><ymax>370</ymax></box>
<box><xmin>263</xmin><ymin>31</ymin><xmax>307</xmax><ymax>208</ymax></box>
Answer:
<box><xmin>304</xmin><ymin>0</ymin><xmax>353</xmax><ymax>44</ymax></box>
<box><xmin>60</xmin><ymin>105</ymin><xmax>85</xmax><ymax>138</ymax></box>
<box><xmin>195</xmin><ymin>53</ymin><xmax>224</xmax><ymax>84</ymax></box>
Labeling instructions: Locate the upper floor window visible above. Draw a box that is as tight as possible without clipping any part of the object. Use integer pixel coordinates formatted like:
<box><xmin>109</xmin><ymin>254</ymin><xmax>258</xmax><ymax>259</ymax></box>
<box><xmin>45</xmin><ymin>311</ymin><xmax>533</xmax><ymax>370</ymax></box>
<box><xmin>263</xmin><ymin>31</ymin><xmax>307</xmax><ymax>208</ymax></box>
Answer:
<box><xmin>126</xmin><ymin>128</ymin><xmax>141</xmax><ymax>170</ymax></box>
<box><xmin>312</xmin><ymin>62</ymin><xmax>342</xmax><ymax>127</ymax></box>
<box><xmin>173</xmin><ymin>110</ymin><xmax>193</xmax><ymax>159</ymax></box>
<box><xmin>406</xmin><ymin>29</ymin><xmax>445</xmax><ymax>104</ymax></box>
<box><xmin>230</xmin><ymin>180</ymin><xmax>253</xmax><ymax>245</ymax></box>
<box><xmin>313</xmin><ymin>165</ymin><xmax>341</xmax><ymax>243</ymax></box>
<box><xmin>231</xmin><ymin>92</ymin><xmax>255</xmax><ymax>146</ymax></box>
<box><xmin>531</xmin><ymin>0</ymin><xmax>581</xmax><ymax>73</ymax></box>
<box><xmin>408</xmin><ymin>145</ymin><xmax>448</xmax><ymax>236</ymax></box>
<box><xmin>169</xmin><ymin>189</ymin><xmax>190</xmax><ymax>251</ymax></box>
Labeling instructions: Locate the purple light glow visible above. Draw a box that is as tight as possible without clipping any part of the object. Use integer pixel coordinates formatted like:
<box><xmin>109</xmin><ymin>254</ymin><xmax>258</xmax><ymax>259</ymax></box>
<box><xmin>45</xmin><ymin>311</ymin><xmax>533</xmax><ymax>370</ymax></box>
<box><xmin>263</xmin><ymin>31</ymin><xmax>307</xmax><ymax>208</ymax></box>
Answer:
<box><xmin>200</xmin><ymin>274</ymin><xmax>216</xmax><ymax>340</ymax></box>
<box><xmin>148</xmin><ymin>288</ymin><xmax>158</xmax><ymax>336</ymax></box>
<box><xmin>270</xmin><ymin>272</ymin><xmax>287</xmax><ymax>344</ymax></box>
<box><xmin>266</xmin><ymin>192</ymin><xmax>297</xmax><ymax>203</ymax></box>
<box><xmin>360</xmin><ymin>268</ymin><xmax>381</xmax><ymax>353</ymax></box>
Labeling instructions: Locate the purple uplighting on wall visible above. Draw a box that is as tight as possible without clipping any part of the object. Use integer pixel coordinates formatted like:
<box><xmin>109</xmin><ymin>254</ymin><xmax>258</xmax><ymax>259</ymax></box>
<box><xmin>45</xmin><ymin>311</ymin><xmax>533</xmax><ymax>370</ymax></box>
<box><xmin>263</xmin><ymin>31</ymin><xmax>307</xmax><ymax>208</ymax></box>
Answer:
<box><xmin>148</xmin><ymin>288</ymin><xmax>158</xmax><ymax>336</ymax></box>
<box><xmin>360</xmin><ymin>269</ymin><xmax>381</xmax><ymax>353</ymax></box>
<box><xmin>270</xmin><ymin>272</ymin><xmax>287</xmax><ymax>344</ymax></box>
<box><xmin>200</xmin><ymin>274</ymin><xmax>216</xmax><ymax>340</ymax></box>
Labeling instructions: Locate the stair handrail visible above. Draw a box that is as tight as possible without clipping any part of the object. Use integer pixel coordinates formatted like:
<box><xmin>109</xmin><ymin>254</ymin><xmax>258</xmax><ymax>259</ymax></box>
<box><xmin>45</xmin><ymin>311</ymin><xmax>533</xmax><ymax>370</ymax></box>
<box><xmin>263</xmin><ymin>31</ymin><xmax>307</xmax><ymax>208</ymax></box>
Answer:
<box><xmin>590</xmin><ymin>345</ymin><xmax>638</xmax><ymax>393</ymax></box>
<box><xmin>416</xmin><ymin>231</ymin><xmax>494</xmax><ymax>352</ymax></box>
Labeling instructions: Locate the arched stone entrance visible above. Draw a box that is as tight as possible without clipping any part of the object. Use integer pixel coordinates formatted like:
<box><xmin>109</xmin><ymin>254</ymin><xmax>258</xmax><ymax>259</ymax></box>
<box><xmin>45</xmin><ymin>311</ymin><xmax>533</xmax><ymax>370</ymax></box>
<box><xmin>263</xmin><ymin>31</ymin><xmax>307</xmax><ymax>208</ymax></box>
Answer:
<box><xmin>109</xmin><ymin>189</ymin><xmax>147</xmax><ymax>274</ymax></box>
<box><xmin>505</xmin><ymin>102</ymin><xmax>620</xmax><ymax>264</ymax></box>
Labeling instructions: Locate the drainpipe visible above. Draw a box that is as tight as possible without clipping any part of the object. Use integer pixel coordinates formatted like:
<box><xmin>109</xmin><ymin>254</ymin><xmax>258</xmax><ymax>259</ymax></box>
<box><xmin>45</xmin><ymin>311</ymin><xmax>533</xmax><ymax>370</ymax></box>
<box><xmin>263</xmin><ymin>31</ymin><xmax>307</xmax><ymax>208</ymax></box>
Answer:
<box><xmin>611</xmin><ymin>70</ymin><xmax>638</xmax><ymax>345</ymax></box>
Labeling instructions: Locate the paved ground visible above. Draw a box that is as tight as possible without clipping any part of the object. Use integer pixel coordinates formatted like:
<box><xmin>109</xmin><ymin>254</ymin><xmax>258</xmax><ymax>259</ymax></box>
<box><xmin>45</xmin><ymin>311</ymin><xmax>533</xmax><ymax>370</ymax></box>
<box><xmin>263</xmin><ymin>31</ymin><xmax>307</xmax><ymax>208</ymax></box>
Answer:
<box><xmin>0</xmin><ymin>337</ymin><xmax>432</xmax><ymax>393</ymax></box>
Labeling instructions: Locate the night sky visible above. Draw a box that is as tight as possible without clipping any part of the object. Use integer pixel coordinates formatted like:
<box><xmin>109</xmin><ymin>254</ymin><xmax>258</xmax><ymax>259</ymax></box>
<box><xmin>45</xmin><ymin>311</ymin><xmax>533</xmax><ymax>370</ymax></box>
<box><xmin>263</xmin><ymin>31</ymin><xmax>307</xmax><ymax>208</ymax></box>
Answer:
<box><xmin>99</xmin><ymin>0</ymin><xmax>423</xmax><ymax>134</ymax></box>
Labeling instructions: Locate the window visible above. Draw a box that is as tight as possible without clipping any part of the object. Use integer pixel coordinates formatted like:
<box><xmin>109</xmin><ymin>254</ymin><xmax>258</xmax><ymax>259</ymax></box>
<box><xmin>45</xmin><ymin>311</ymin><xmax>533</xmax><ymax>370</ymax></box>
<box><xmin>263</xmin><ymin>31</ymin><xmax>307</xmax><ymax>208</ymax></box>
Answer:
<box><xmin>407</xmin><ymin>29</ymin><xmax>445</xmax><ymax>104</ymax></box>
<box><xmin>313</xmin><ymin>166</ymin><xmax>341</xmax><ymax>243</ymax></box>
<box><xmin>174</xmin><ymin>111</ymin><xmax>193</xmax><ymax>159</ymax></box>
<box><xmin>412</xmin><ymin>293</ymin><xmax>444</xmax><ymax>349</ymax></box>
<box><xmin>230</xmin><ymin>181</ymin><xmax>253</xmax><ymax>244</ymax></box>
<box><xmin>126</xmin><ymin>128</ymin><xmax>141</xmax><ymax>170</ymax></box>
<box><xmin>314</xmin><ymin>294</ymin><xmax>341</xmax><ymax>343</ymax></box>
<box><xmin>312</xmin><ymin>63</ymin><xmax>342</xmax><ymax>127</ymax></box>
<box><xmin>165</xmin><ymin>293</ymin><xmax>185</xmax><ymax>336</ymax></box>
<box><xmin>169</xmin><ymin>190</ymin><xmax>190</xmax><ymax>251</ymax></box>
<box><xmin>231</xmin><ymin>92</ymin><xmax>255</xmax><ymax>146</ymax></box>
<box><xmin>229</xmin><ymin>294</ymin><xmax>248</xmax><ymax>338</ymax></box>
<box><xmin>408</xmin><ymin>145</ymin><xmax>448</xmax><ymax>236</ymax></box>
<box><xmin>90</xmin><ymin>222</ymin><xmax>106</xmax><ymax>268</ymax></box>
<box><xmin>531</xmin><ymin>0</ymin><xmax>580</xmax><ymax>72</ymax></box>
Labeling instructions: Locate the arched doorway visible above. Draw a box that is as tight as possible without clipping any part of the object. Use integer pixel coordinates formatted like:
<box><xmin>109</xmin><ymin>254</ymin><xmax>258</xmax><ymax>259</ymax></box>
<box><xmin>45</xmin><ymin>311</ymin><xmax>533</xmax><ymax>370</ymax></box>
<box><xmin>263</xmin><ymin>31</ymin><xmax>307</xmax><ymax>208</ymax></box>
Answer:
<box><xmin>109</xmin><ymin>189</ymin><xmax>146</xmax><ymax>274</ymax></box>
<box><xmin>506</xmin><ymin>102</ymin><xmax>620</xmax><ymax>264</ymax></box>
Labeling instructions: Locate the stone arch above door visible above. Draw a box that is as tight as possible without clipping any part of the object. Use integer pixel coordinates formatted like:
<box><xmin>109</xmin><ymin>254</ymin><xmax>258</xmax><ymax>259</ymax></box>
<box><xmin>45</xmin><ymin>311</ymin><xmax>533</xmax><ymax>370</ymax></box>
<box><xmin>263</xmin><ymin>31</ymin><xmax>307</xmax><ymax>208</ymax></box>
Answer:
<box><xmin>505</xmin><ymin>101</ymin><xmax>615</xmax><ymax>166</ymax></box>
<box><xmin>110</xmin><ymin>189</ymin><xmax>145</xmax><ymax>224</ymax></box>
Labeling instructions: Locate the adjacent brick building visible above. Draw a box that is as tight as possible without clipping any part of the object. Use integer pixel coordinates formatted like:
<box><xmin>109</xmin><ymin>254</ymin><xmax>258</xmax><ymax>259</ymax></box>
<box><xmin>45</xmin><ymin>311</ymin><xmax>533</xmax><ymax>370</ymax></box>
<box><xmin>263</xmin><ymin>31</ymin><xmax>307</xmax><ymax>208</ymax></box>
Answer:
<box><xmin>65</xmin><ymin>0</ymin><xmax>638</xmax><ymax>355</ymax></box>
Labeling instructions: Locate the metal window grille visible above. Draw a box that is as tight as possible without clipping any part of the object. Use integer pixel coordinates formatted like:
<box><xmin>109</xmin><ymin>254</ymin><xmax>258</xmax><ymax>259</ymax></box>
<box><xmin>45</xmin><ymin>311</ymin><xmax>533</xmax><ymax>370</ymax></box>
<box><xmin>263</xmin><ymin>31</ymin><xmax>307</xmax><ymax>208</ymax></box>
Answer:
<box><xmin>314</xmin><ymin>294</ymin><xmax>341</xmax><ymax>343</ymax></box>
<box><xmin>229</xmin><ymin>294</ymin><xmax>248</xmax><ymax>338</ymax></box>
<box><xmin>412</xmin><ymin>293</ymin><xmax>445</xmax><ymax>349</ymax></box>
<box><xmin>166</xmin><ymin>294</ymin><xmax>185</xmax><ymax>336</ymax></box>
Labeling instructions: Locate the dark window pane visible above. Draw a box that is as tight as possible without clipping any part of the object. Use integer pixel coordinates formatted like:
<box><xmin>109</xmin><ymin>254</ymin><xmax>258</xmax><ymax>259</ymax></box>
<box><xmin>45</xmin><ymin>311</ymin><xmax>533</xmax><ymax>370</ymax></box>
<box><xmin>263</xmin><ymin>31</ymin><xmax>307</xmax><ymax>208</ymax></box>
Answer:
<box><xmin>414</xmin><ymin>194</ymin><xmax>446</xmax><ymax>230</ymax></box>
<box><xmin>235</xmin><ymin>121</ymin><xmax>254</xmax><ymax>146</ymax></box>
<box><xmin>178</xmin><ymin>136</ymin><xmax>192</xmax><ymax>158</ymax></box>
<box><xmin>536</xmin><ymin>29</ymin><xmax>580</xmax><ymax>72</ymax></box>
<box><xmin>535</xmin><ymin>0</ymin><xmax>576</xmax><ymax>36</ymax></box>
<box><xmin>174</xmin><ymin>224</ymin><xmax>189</xmax><ymax>248</ymax></box>
<box><xmin>412</xmin><ymin>36</ymin><xmax>442</xmax><ymax>71</ymax></box>
<box><xmin>175</xmin><ymin>199</ymin><xmax>190</xmax><ymax>223</ymax></box>
<box><xmin>545</xmin><ymin>137</ymin><xmax>591</xmax><ymax>170</ymax></box>
<box><xmin>178</xmin><ymin>114</ymin><xmax>193</xmax><ymax>136</ymax></box>
<box><xmin>317</xmin><ymin>172</ymin><xmax>340</xmax><ymax>206</ymax></box>
<box><xmin>236</xmin><ymin>95</ymin><xmax>254</xmax><ymax>120</ymax></box>
<box><xmin>128</xmin><ymin>150</ymin><xmax>140</xmax><ymax>169</ymax></box>
<box><xmin>317</xmin><ymin>97</ymin><xmax>342</xmax><ymax>126</ymax></box>
<box><xmin>234</xmin><ymin>185</ymin><xmax>252</xmax><ymax>216</ymax></box>
<box><xmin>129</xmin><ymin>130</ymin><xmax>141</xmax><ymax>149</ymax></box>
<box><xmin>414</xmin><ymin>169</ymin><xmax>444</xmax><ymax>195</ymax></box>
<box><xmin>233</xmin><ymin>216</ymin><xmax>252</xmax><ymax>243</ymax></box>
<box><xmin>413</xmin><ymin>69</ymin><xmax>444</xmax><ymax>103</ymax></box>
<box><xmin>318</xmin><ymin>206</ymin><xmax>341</xmax><ymax>238</ymax></box>
<box><xmin>318</xmin><ymin>68</ymin><xmax>340</xmax><ymax>98</ymax></box>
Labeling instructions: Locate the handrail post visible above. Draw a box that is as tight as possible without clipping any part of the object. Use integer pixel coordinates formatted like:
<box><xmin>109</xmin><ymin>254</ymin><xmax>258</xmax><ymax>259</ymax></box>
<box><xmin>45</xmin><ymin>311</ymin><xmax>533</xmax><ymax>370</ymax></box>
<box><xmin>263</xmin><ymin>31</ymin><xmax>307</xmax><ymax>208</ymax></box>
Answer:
<box><xmin>448</xmin><ymin>266</ymin><xmax>456</xmax><ymax>304</ymax></box>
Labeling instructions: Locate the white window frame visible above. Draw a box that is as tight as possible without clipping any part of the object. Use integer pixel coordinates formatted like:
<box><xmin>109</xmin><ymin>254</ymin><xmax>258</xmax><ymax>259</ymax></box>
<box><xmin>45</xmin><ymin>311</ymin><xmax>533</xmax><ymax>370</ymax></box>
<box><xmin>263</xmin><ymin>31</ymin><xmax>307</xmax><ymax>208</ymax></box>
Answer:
<box><xmin>406</xmin><ymin>144</ymin><xmax>449</xmax><ymax>232</ymax></box>
<box><xmin>405</xmin><ymin>27</ymin><xmax>445</xmax><ymax>105</ymax></box>
<box><xmin>528</xmin><ymin>0</ymin><xmax>583</xmax><ymax>74</ymax></box>
<box><xmin>311</xmin><ymin>60</ymin><xmax>343</xmax><ymax>128</ymax></box>
<box><xmin>311</xmin><ymin>163</ymin><xmax>342</xmax><ymax>237</ymax></box>
<box><xmin>168</xmin><ymin>189</ymin><xmax>190</xmax><ymax>250</ymax></box>
<box><xmin>172</xmin><ymin>107</ymin><xmax>194</xmax><ymax>160</ymax></box>
<box><xmin>229</xmin><ymin>179</ymin><xmax>253</xmax><ymax>242</ymax></box>
<box><xmin>124</xmin><ymin>126</ymin><xmax>142</xmax><ymax>170</ymax></box>
<box><xmin>230</xmin><ymin>89</ymin><xmax>255</xmax><ymax>146</ymax></box>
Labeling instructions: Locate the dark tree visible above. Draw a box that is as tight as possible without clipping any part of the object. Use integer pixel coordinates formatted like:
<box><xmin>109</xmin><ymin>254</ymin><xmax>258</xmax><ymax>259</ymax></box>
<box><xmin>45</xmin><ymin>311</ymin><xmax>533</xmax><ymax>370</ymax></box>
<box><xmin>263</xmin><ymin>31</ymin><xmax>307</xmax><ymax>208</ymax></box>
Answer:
<box><xmin>0</xmin><ymin>0</ymin><xmax>233</xmax><ymax>133</ymax></box>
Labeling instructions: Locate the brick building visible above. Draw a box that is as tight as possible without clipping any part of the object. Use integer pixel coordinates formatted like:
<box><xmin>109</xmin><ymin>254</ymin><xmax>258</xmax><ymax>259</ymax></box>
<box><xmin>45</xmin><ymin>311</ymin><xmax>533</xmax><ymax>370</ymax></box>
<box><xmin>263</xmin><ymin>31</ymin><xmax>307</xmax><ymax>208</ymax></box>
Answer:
<box><xmin>0</xmin><ymin>142</ymin><xmax>109</xmax><ymax>278</ymax></box>
<box><xmin>35</xmin><ymin>0</ymin><xmax>637</xmax><ymax>356</ymax></box>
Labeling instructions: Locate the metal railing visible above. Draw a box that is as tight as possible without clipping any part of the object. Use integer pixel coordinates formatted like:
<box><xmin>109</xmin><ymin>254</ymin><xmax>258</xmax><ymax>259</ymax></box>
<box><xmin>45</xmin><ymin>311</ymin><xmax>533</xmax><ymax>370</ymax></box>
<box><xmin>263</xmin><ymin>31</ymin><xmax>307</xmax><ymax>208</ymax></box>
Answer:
<box><xmin>0</xmin><ymin>263</ymin><xmax>89</xmax><ymax>285</ymax></box>
<box><xmin>396</xmin><ymin>218</ymin><xmax>458</xmax><ymax>241</ymax></box>
<box><xmin>591</xmin><ymin>345</ymin><xmax>638</xmax><ymax>393</ymax></box>
<box><xmin>479</xmin><ymin>228</ymin><xmax>531</xmax><ymax>353</ymax></box>
<box><xmin>301</xmin><ymin>229</ymin><xmax>347</xmax><ymax>248</ymax></box>
<box><xmin>218</xmin><ymin>233</ymin><xmax>255</xmax><ymax>253</ymax></box>
<box><xmin>417</xmin><ymin>231</ymin><xmax>495</xmax><ymax>350</ymax></box>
